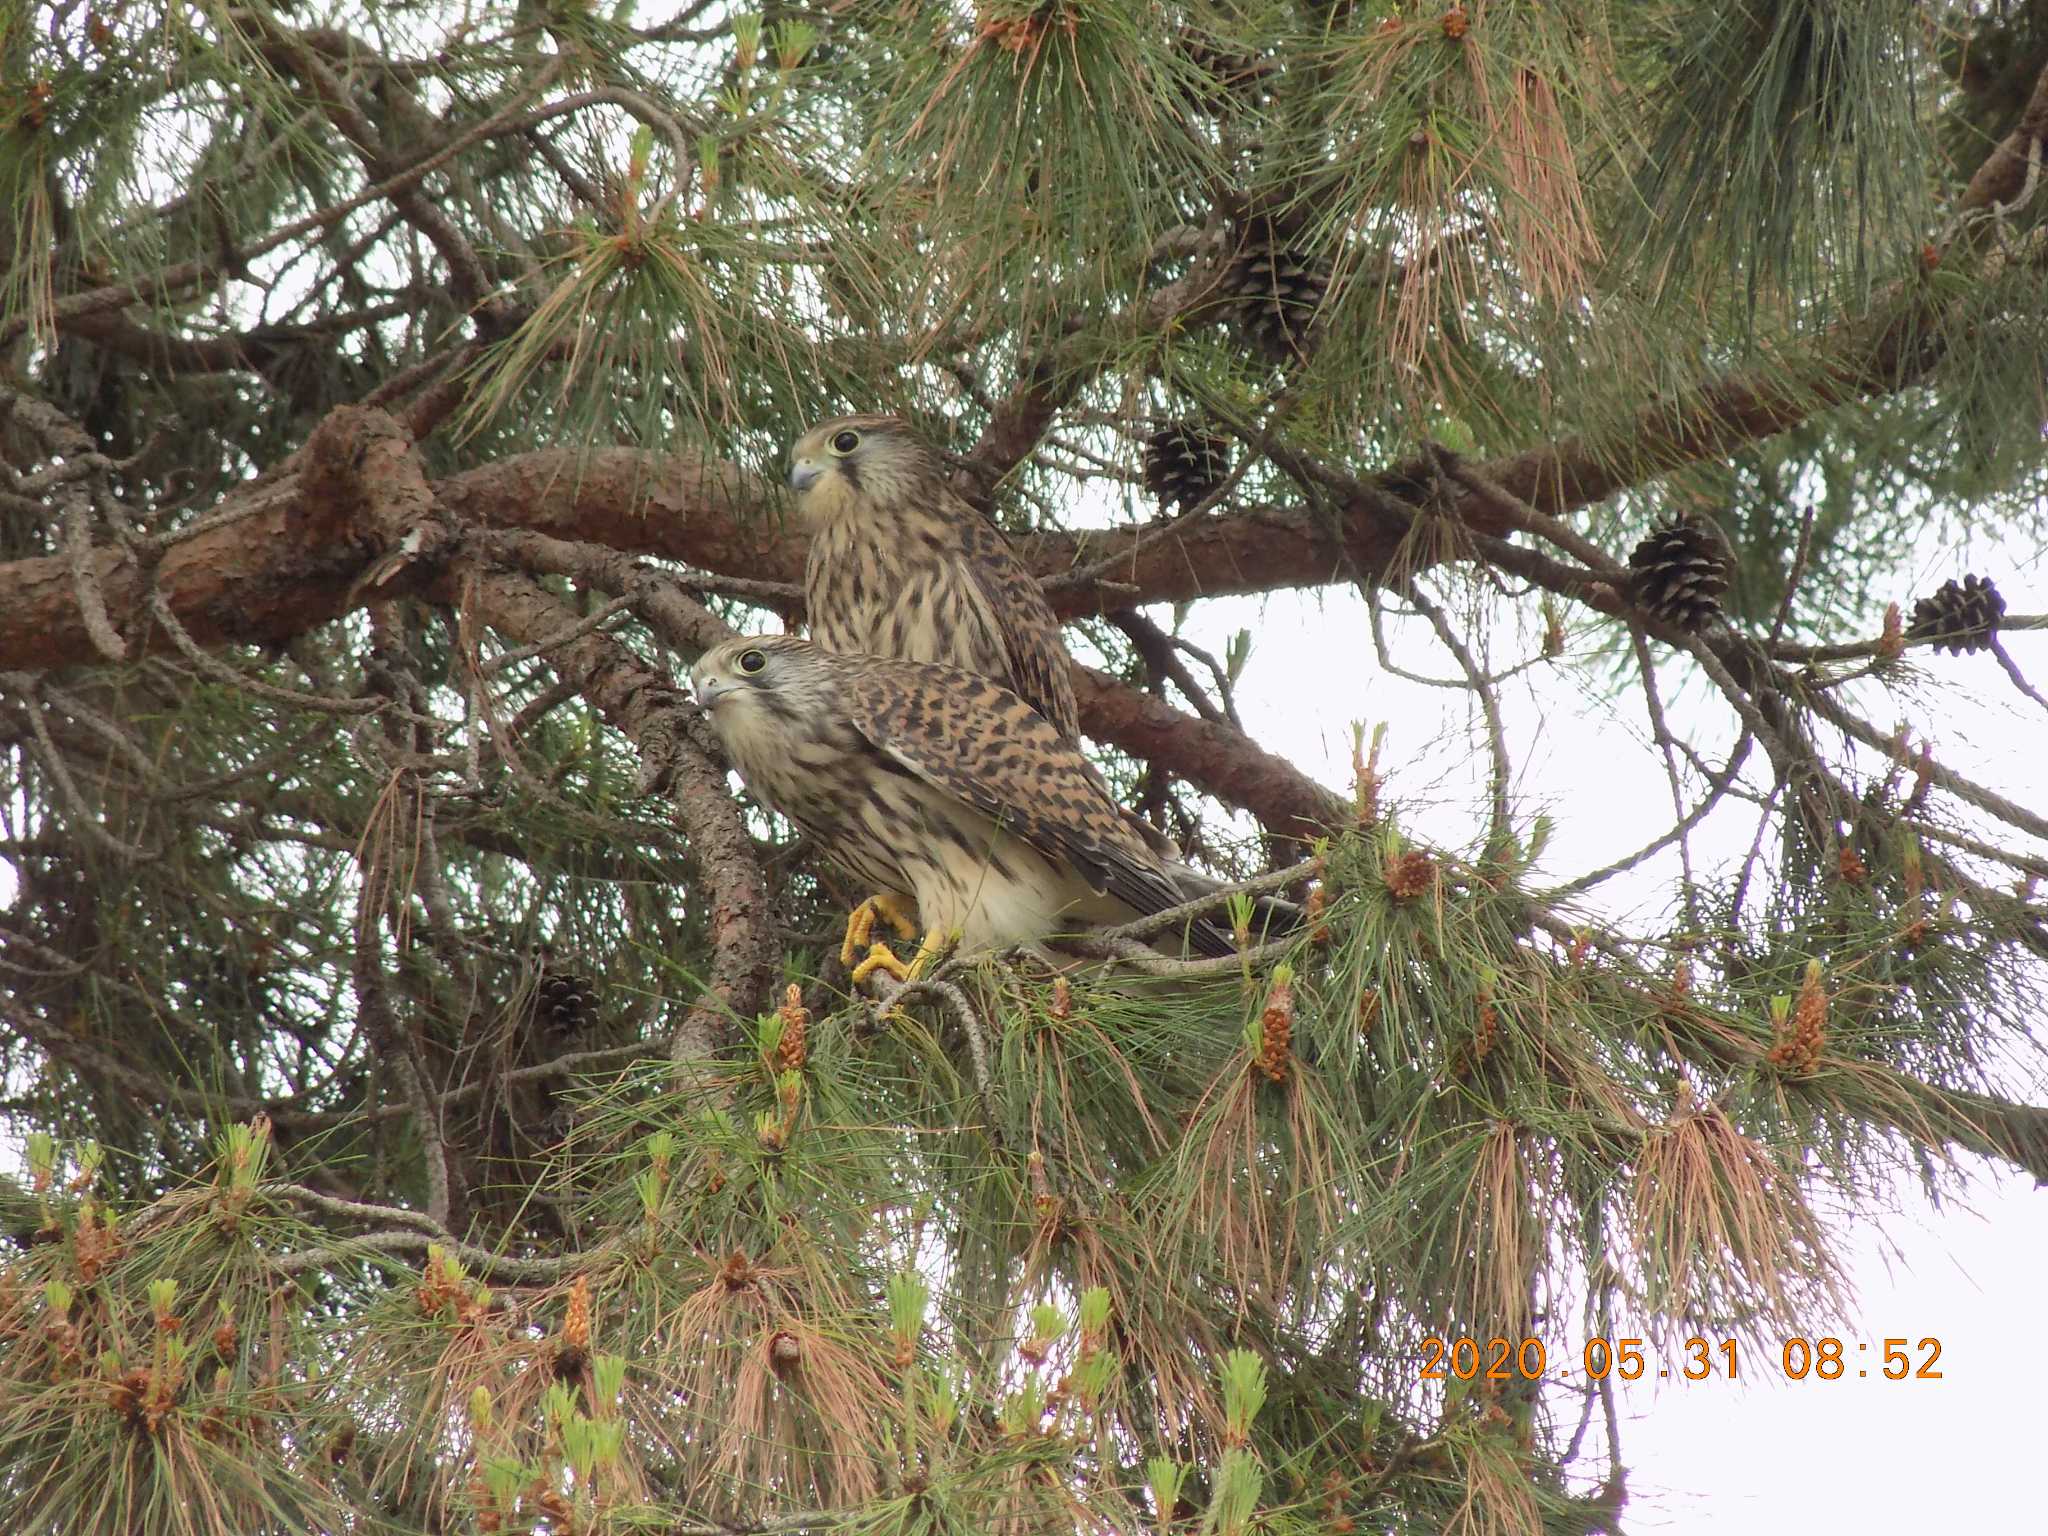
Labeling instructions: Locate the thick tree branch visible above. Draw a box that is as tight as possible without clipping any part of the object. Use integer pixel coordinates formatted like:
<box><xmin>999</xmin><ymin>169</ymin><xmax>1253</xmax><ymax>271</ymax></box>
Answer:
<box><xmin>11</xmin><ymin>54</ymin><xmax>2048</xmax><ymax>849</ymax></box>
<box><xmin>1072</xmin><ymin>664</ymin><xmax>1341</xmax><ymax>842</ymax></box>
<box><xmin>445</xmin><ymin>564</ymin><xmax>775</xmax><ymax>1061</ymax></box>
<box><xmin>300</xmin><ymin>404</ymin><xmax>458</xmax><ymax>592</ymax></box>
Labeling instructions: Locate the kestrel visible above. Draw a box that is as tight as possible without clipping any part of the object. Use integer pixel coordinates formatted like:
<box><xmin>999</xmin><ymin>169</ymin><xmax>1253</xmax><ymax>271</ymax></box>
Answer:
<box><xmin>785</xmin><ymin>413</ymin><xmax>1298</xmax><ymax>970</ymax></box>
<box><xmin>690</xmin><ymin>636</ymin><xmax>1236</xmax><ymax>979</ymax></box>
<box><xmin>789</xmin><ymin>413</ymin><xmax>1081</xmax><ymax>742</ymax></box>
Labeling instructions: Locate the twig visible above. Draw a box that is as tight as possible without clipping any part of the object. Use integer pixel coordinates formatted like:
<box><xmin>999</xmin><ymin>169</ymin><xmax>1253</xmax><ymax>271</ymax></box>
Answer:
<box><xmin>1906</xmin><ymin>817</ymin><xmax>2048</xmax><ymax>880</ymax></box>
<box><xmin>1437</xmin><ymin>451</ymin><xmax>1627</xmax><ymax>579</ymax></box>
<box><xmin>1803</xmin><ymin>686</ymin><xmax>2048</xmax><ymax>842</ymax></box>
<box><xmin>1771</xmin><ymin>612</ymin><xmax>2048</xmax><ymax>664</ymax></box>
<box><xmin>1727</xmin><ymin>779</ymin><xmax>1789</xmax><ymax>930</ymax></box>
<box><xmin>1109</xmin><ymin>609</ymin><xmax>1228</xmax><ymax>726</ymax></box>
<box><xmin>873</xmin><ymin>974</ymin><xmax>1004</xmax><ymax>1143</ymax></box>
<box><xmin>351</xmin><ymin>862</ymin><xmax>455</xmax><ymax>1228</ymax></box>
<box><xmin>1766</xmin><ymin>503</ymin><xmax>1817</xmax><ymax>648</ymax></box>
<box><xmin>1090</xmin><ymin>863</ymin><xmax>1313</xmax><ymax>944</ymax></box>
<box><xmin>13</xmin><ymin>674</ymin><xmax>167</xmax><ymax>786</ymax></box>
<box><xmin>1676</xmin><ymin>631</ymin><xmax>1805</xmax><ymax>786</ymax></box>
<box><xmin>500</xmin><ymin>673</ymin><xmax>586</xmax><ymax>740</ymax></box>
<box><xmin>1068</xmin><ymin>933</ymin><xmax>1293</xmax><ymax>978</ymax></box>
<box><xmin>0</xmin><ymin>675</ymin><xmax>155</xmax><ymax>860</ymax></box>
<box><xmin>1597</xmin><ymin>1367</ymin><xmax>1625</xmax><ymax>1500</ymax></box>
<box><xmin>1045</xmin><ymin>431</ymin><xmax>1264</xmax><ymax>601</ymax></box>
<box><xmin>145</xmin><ymin>588</ymin><xmax>395</xmax><ymax>716</ymax></box>
<box><xmin>473</xmin><ymin>529</ymin><xmax>742</xmax><ymax>658</ymax></box>
<box><xmin>1543</xmin><ymin>731</ymin><xmax>1755</xmax><ymax>901</ymax></box>
<box><xmin>1409</xmin><ymin>585</ymin><xmax>1513</xmax><ymax>845</ymax></box>
<box><xmin>656</xmin><ymin>569</ymin><xmax>804</xmax><ymax>608</ymax></box>
<box><xmin>1363</xmin><ymin>587</ymin><xmax>1552</xmax><ymax>691</ymax></box>
<box><xmin>261</xmin><ymin>1182</ymin><xmax>588</xmax><ymax>1283</ymax></box>
<box><xmin>1989</xmin><ymin>635</ymin><xmax>2048</xmax><ymax>717</ymax></box>
<box><xmin>62</xmin><ymin>492</ymin><xmax>128</xmax><ymax>662</ymax></box>
<box><xmin>1561</xmin><ymin>1378</ymin><xmax>1602</xmax><ymax>1468</ymax></box>
<box><xmin>483</xmin><ymin>85</ymin><xmax>713</xmax><ymax>223</ymax></box>
<box><xmin>155</xmin><ymin>719</ymin><xmax>339</xmax><ymax>803</ymax></box>
<box><xmin>481</xmin><ymin>591</ymin><xmax>640</xmax><ymax>673</ymax></box>
<box><xmin>958</xmin><ymin>222</ymin><xmax>1235</xmax><ymax>501</ymax></box>
<box><xmin>1163</xmin><ymin>630</ymin><xmax>1246</xmax><ymax>732</ymax></box>
<box><xmin>1632</xmin><ymin>627</ymin><xmax>1702</xmax><ymax>915</ymax></box>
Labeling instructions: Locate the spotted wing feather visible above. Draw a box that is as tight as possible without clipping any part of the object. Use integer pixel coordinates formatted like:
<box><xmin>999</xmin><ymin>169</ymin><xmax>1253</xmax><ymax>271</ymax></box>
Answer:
<box><xmin>948</xmin><ymin>502</ymin><xmax>1082</xmax><ymax>743</ymax></box>
<box><xmin>830</xmin><ymin>658</ymin><xmax>1205</xmax><ymax>940</ymax></box>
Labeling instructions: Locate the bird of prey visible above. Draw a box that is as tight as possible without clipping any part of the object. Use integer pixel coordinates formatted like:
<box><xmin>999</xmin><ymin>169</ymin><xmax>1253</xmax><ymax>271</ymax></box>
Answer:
<box><xmin>690</xmin><ymin>636</ymin><xmax>1235</xmax><ymax>980</ymax></box>
<box><xmin>790</xmin><ymin>412</ymin><xmax>1154</xmax><ymax>961</ymax></box>
<box><xmin>789</xmin><ymin>413</ymin><xmax>1081</xmax><ymax>742</ymax></box>
<box><xmin>786</xmin><ymin>412</ymin><xmax>1300</xmax><ymax>969</ymax></box>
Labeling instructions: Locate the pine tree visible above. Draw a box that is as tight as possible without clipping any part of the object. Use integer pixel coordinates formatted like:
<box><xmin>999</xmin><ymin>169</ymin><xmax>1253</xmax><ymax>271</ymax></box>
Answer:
<box><xmin>3</xmin><ymin>3</ymin><xmax>2047</xmax><ymax>1533</ymax></box>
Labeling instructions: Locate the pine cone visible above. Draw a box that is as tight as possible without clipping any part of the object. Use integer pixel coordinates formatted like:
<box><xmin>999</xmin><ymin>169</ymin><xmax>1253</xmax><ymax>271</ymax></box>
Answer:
<box><xmin>1227</xmin><ymin>221</ymin><xmax>1328</xmax><ymax>365</ymax></box>
<box><xmin>1175</xmin><ymin>29</ymin><xmax>1265</xmax><ymax>115</ymax></box>
<box><xmin>1628</xmin><ymin>515</ymin><xmax>1733</xmax><ymax>631</ymax></box>
<box><xmin>1143</xmin><ymin>422</ymin><xmax>1231</xmax><ymax>512</ymax></box>
<box><xmin>535</xmin><ymin>967</ymin><xmax>597</xmax><ymax>1037</ymax></box>
<box><xmin>1907</xmin><ymin>574</ymin><xmax>2005</xmax><ymax>655</ymax></box>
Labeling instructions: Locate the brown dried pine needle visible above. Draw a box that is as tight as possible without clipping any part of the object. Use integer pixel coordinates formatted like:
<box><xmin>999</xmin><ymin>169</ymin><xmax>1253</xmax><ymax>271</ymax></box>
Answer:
<box><xmin>1630</xmin><ymin>1096</ymin><xmax>1841</xmax><ymax>1334</ymax></box>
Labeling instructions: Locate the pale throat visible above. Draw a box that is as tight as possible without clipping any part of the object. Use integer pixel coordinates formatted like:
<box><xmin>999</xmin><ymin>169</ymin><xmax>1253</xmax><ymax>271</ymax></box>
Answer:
<box><xmin>796</xmin><ymin>475</ymin><xmax>860</xmax><ymax>532</ymax></box>
<box><xmin>799</xmin><ymin>458</ymin><xmax>941</xmax><ymax>536</ymax></box>
<box><xmin>714</xmin><ymin>694</ymin><xmax>779</xmax><ymax>770</ymax></box>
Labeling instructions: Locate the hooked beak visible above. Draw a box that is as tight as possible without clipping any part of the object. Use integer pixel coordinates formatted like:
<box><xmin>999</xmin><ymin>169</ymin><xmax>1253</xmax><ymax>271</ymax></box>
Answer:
<box><xmin>692</xmin><ymin>671</ymin><xmax>731</xmax><ymax>710</ymax></box>
<box><xmin>788</xmin><ymin>457</ymin><xmax>823</xmax><ymax>494</ymax></box>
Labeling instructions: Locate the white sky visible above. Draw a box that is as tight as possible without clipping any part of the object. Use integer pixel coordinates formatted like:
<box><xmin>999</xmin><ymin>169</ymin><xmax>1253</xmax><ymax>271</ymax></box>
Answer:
<box><xmin>1170</xmin><ymin>532</ymin><xmax>2047</xmax><ymax>1529</ymax></box>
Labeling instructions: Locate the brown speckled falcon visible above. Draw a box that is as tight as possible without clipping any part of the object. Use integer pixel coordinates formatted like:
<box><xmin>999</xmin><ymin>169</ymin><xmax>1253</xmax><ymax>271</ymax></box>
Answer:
<box><xmin>790</xmin><ymin>414</ymin><xmax>1081</xmax><ymax>742</ymax></box>
<box><xmin>690</xmin><ymin>636</ymin><xmax>1234</xmax><ymax>979</ymax></box>
<box><xmin>788</xmin><ymin>413</ymin><xmax>1300</xmax><ymax>968</ymax></box>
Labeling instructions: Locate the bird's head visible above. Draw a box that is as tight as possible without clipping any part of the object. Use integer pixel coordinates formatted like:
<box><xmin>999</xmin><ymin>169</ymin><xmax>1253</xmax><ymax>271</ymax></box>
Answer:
<box><xmin>787</xmin><ymin>414</ymin><xmax>944</xmax><ymax>529</ymax></box>
<box><xmin>691</xmin><ymin>635</ymin><xmax>832</xmax><ymax>722</ymax></box>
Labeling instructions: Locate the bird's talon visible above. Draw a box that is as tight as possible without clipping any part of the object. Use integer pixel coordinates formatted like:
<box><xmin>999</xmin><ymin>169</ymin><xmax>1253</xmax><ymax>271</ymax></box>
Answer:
<box><xmin>875</xmin><ymin>892</ymin><xmax>919</xmax><ymax>942</ymax></box>
<box><xmin>839</xmin><ymin>900</ymin><xmax>879</xmax><ymax>968</ymax></box>
<box><xmin>850</xmin><ymin>941</ymin><xmax>915</xmax><ymax>987</ymax></box>
<box><xmin>850</xmin><ymin>928</ymin><xmax>952</xmax><ymax>989</ymax></box>
<box><xmin>840</xmin><ymin>895</ymin><xmax>918</xmax><ymax>968</ymax></box>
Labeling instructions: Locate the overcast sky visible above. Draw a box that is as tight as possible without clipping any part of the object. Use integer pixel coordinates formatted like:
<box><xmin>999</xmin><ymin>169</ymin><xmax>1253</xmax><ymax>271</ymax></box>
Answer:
<box><xmin>1170</xmin><ymin>528</ymin><xmax>2045</xmax><ymax>1530</ymax></box>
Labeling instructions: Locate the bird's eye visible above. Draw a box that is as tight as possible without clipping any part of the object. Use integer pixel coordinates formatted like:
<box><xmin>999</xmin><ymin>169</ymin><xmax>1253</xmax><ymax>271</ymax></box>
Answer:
<box><xmin>829</xmin><ymin>429</ymin><xmax>860</xmax><ymax>455</ymax></box>
<box><xmin>737</xmin><ymin>649</ymin><xmax>767</xmax><ymax>676</ymax></box>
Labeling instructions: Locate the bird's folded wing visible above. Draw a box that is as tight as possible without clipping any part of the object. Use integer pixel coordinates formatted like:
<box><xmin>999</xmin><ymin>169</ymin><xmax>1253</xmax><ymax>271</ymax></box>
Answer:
<box><xmin>839</xmin><ymin>665</ymin><xmax>1187</xmax><ymax>923</ymax></box>
<box><xmin>956</xmin><ymin>513</ymin><xmax>1082</xmax><ymax>743</ymax></box>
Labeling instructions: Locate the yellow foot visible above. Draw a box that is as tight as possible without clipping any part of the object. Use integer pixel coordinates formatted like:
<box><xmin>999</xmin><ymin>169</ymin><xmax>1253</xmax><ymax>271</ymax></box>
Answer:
<box><xmin>839</xmin><ymin>894</ymin><xmax>919</xmax><ymax>968</ymax></box>
<box><xmin>848</xmin><ymin>929</ymin><xmax>951</xmax><ymax>989</ymax></box>
<box><xmin>850</xmin><ymin>941</ymin><xmax>916</xmax><ymax>987</ymax></box>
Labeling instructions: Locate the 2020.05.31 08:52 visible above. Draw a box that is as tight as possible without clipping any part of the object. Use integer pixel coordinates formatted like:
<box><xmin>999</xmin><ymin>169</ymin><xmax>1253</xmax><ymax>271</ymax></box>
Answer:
<box><xmin>1418</xmin><ymin>1335</ymin><xmax>1944</xmax><ymax>1382</ymax></box>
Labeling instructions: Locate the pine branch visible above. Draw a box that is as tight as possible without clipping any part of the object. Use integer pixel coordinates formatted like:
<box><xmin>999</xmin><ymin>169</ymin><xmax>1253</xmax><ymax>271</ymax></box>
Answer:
<box><xmin>12</xmin><ymin>11</ymin><xmax>2048</xmax><ymax>1530</ymax></box>
<box><xmin>452</xmin><ymin>563</ymin><xmax>776</xmax><ymax>1062</ymax></box>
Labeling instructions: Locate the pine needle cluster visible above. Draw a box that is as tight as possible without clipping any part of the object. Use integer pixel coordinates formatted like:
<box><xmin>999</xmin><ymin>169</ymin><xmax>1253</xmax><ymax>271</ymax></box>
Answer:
<box><xmin>4</xmin><ymin>2</ymin><xmax>2048</xmax><ymax>1532</ymax></box>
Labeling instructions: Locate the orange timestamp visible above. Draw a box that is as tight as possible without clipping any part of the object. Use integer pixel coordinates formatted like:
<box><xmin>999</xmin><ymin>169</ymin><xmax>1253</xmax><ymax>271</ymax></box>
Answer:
<box><xmin>1419</xmin><ymin>1335</ymin><xmax>1945</xmax><ymax>1383</ymax></box>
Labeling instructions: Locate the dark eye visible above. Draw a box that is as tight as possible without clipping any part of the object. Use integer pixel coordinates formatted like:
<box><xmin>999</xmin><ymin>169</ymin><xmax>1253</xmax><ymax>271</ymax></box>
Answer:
<box><xmin>829</xmin><ymin>429</ymin><xmax>860</xmax><ymax>455</ymax></box>
<box><xmin>737</xmin><ymin>648</ymin><xmax>767</xmax><ymax>675</ymax></box>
